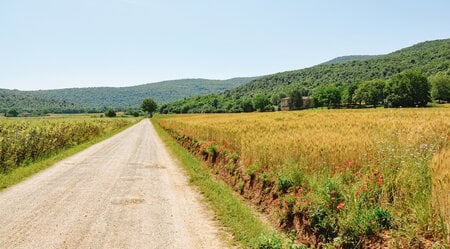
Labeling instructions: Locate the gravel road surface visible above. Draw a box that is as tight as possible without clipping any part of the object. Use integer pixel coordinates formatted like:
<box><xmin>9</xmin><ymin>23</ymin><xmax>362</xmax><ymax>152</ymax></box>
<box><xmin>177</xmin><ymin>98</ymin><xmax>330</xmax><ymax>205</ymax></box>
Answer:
<box><xmin>0</xmin><ymin>119</ymin><xmax>226</xmax><ymax>249</ymax></box>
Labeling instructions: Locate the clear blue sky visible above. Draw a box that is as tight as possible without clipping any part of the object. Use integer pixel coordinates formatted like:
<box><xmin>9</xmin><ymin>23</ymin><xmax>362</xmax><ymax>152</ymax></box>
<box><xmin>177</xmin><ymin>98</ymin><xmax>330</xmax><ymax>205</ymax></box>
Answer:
<box><xmin>1</xmin><ymin>0</ymin><xmax>449</xmax><ymax>90</ymax></box>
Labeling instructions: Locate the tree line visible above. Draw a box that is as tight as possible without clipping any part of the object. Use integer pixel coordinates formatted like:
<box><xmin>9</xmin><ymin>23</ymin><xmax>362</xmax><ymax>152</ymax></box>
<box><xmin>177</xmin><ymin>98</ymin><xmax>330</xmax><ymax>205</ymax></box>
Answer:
<box><xmin>159</xmin><ymin>69</ymin><xmax>450</xmax><ymax>114</ymax></box>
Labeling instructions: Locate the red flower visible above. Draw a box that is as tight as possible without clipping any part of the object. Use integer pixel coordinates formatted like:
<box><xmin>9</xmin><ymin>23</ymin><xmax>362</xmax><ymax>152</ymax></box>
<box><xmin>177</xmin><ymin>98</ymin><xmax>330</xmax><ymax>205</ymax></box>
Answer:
<box><xmin>377</xmin><ymin>175</ymin><xmax>384</xmax><ymax>187</ymax></box>
<box><xmin>337</xmin><ymin>202</ymin><xmax>345</xmax><ymax>209</ymax></box>
<box><xmin>274</xmin><ymin>198</ymin><xmax>280</xmax><ymax>205</ymax></box>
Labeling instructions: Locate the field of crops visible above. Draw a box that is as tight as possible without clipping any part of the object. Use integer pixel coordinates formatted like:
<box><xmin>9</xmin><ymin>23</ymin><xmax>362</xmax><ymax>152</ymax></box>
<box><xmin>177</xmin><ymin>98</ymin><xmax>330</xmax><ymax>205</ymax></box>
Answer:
<box><xmin>0</xmin><ymin>117</ymin><xmax>139</xmax><ymax>173</ymax></box>
<box><xmin>156</xmin><ymin>108</ymin><xmax>450</xmax><ymax>247</ymax></box>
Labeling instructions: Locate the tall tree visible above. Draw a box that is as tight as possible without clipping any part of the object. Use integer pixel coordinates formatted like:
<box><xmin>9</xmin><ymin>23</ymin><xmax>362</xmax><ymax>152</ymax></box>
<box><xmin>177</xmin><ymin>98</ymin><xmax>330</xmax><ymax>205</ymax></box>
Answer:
<box><xmin>289</xmin><ymin>89</ymin><xmax>303</xmax><ymax>110</ymax></box>
<box><xmin>253</xmin><ymin>94</ymin><xmax>271</xmax><ymax>112</ymax></box>
<box><xmin>430</xmin><ymin>72</ymin><xmax>450</xmax><ymax>103</ymax></box>
<box><xmin>352</xmin><ymin>79</ymin><xmax>385</xmax><ymax>106</ymax></box>
<box><xmin>141</xmin><ymin>98</ymin><xmax>158</xmax><ymax>117</ymax></box>
<box><xmin>342</xmin><ymin>82</ymin><xmax>359</xmax><ymax>105</ymax></box>
<box><xmin>312</xmin><ymin>84</ymin><xmax>341</xmax><ymax>108</ymax></box>
<box><xmin>385</xmin><ymin>70</ymin><xmax>430</xmax><ymax>107</ymax></box>
<box><xmin>240</xmin><ymin>97</ymin><xmax>255</xmax><ymax>112</ymax></box>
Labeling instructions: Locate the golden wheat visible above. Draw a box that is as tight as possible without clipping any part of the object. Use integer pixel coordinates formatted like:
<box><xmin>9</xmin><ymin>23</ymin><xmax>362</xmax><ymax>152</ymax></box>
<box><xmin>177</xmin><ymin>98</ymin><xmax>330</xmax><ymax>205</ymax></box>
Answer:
<box><xmin>158</xmin><ymin>108</ymin><xmax>450</xmax><ymax>243</ymax></box>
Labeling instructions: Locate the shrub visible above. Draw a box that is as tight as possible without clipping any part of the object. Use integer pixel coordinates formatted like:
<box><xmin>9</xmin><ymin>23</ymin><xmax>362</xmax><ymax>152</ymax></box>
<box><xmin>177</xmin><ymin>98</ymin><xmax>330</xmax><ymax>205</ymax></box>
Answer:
<box><xmin>105</xmin><ymin>109</ymin><xmax>116</xmax><ymax>117</ymax></box>
<box><xmin>254</xmin><ymin>233</ymin><xmax>283</xmax><ymax>249</ymax></box>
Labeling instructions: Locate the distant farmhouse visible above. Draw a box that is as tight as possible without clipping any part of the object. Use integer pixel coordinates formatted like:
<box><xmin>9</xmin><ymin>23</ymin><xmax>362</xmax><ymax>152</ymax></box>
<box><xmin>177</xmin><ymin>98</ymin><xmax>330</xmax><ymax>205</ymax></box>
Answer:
<box><xmin>280</xmin><ymin>97</ymin><xmax>291</xmax><ymax>111</ymax></box>
<box><xmin>280</xmin><ymin>97</ymin><xmax>311</xmax><ymax>111</ymax></box>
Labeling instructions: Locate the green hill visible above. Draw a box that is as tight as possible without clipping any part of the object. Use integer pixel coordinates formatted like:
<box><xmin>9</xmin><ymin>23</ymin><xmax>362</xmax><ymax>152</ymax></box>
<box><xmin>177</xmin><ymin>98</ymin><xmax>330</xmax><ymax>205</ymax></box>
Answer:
<box><xmin>230</xmin><ymin>39</ymin><xmax>449</xmax><ymax>97</ymax></box>
<box><xmin>162</xmin><ymin>38</ymin><xmax>450</xmax><ymax>113</ymax></box>
<box><xmin>23</xmin><ymin>77</ymin><xmax>256</xmax><ymax>110</ymax></box>
<box><xmin>0</xmin><ymin>89</ymin><xmax>85</xmax><ymax>114</ymax></box>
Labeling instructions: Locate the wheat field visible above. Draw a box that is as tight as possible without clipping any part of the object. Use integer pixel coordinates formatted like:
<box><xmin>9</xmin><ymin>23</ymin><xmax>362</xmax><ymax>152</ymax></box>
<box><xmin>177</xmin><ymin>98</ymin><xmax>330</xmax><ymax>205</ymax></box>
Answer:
<box><xmin>0</xmin><ymin>117</ymin><xmax>138</xmax><ymax>173</ymax></box>
<box><xmin>157</xmin><ymin>108</ymin><xmax>450</xmax><ymax>245</ymax></box>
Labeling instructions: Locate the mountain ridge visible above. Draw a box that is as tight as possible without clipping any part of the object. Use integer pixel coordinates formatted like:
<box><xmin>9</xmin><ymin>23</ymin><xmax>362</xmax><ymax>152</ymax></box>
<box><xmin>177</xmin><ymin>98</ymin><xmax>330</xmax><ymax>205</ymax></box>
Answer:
<box><xmin>320</xmin><ymin>55</ymin><xmax>380</xmax><ymax>65</ymax></box>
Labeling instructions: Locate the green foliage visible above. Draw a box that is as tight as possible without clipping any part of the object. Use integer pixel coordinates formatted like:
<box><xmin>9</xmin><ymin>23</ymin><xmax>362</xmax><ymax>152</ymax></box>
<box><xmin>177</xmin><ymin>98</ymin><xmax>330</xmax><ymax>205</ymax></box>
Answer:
<box><xmin>231</xmin><ymin>39</ymin><xmax>449</xmax><ymax>98</ymax></box>
<box><xmin>154</xmin><ymin>39</ymin><xmax>450</xmax><ymax>113</ymax></box>
<box><xmin>385</xmin><ymin>69</ymin><xmax>430</xmax><ymax>107</ymax></box>
<box><xmin>254</xmin><ymin>233</ymin><xmax>283</xmax><ymax>249</ymax></box>
<box><xmin>7</xmin><ymin>109</ymin><xmax>18</xmax><ymax>117</ymax></box>
<box><xmin>289</xmin><ymin>89</ymin><xmax>303</xmax><ymax>110</ymax></box>
<box><xmin>320</xmin><ymin>55</ymin><xmax>379</xmax><ymax>65</ymax></box>
<box><xmin>342</xmin><ymin>82</ymin><xmax>359</xmax><ymax>104</ymax></box>
<box><xmin>277</xmin><ymin>176</ymin><xmax>294</xmax><ymax>193</ymax></box>
<box><xmin>0</xmin><ymin>89</ymin><xmax>87</xmax><ymax>114</ymax></box>
<box><xmin>124</xmin><ymin>108</ymin><xmax>142</xmax><ymax>117</ymax></box>
<box><xmin>241</xmin><ymin>97</ymin><xmax>255</xmax><ymax>112</ymax></box>
<box><xmin>430</xmin><ymin>72</ymin><xmax>450</xmax><ymax>102</ymax></box>
<box><xmin>352</xmin><ymin>79</ymin><xmax>386</xmax><ymax>105</ymax></box>
<box><xmin>104</xmin><ymin>109</ymin><xmax>116</xmax><ymax>117</ymax></box>
<box><xmin>311</xmin><ymin>84</ymin><xmax>341</xmax><ymax>108</ymax></box>
<box><xmin>373</xmin><ymin>208</ymin><xmax>393</xmax><ymax>230</ymax></box>
<box><xmin>16</xmin><ymin>77</ymin><xmax>256</xmax><ymax>111</ymax></box>
<box><xmin>253</xmin><ymin>94</ymin><xmax>271</xmax><ymax>112</ymax></box>
<box><xmin>141</xmin><ymin>98</ymin><xmax>158</xmax><ymax>115</ymax></box>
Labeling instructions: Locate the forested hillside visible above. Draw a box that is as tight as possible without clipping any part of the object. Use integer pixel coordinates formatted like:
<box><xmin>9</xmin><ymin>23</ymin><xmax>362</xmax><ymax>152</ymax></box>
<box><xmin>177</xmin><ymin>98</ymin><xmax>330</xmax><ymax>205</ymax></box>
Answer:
<box><xmin>230</xmin><ymin>39</ymin><xmax>449</xmax><ymax>97</ymax></box>
<box><xmin>161</xmin><ymin>39</ymin><xmax>450</xmax><ymax>113</ymax></box>
<box><xmin>0</xmin><ymin>89</ymin><xmax>86</xmax><ymax>114</ymax></box>
<box><xmin>320</xmin><ymin>55</ymin><xmax>379</xmax><ymax>65</ymax></box>
<box><xmin>23</xmin><ymin>77</ymin><xmax>256</xmax><ymax>110</ymax></box>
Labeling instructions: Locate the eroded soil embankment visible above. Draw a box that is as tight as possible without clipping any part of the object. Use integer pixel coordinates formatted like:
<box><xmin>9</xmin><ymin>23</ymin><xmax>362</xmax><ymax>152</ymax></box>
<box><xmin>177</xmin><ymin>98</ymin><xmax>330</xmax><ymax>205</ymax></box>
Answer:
<box><xmin>162</xmin><ymin>126</ymin><xmax>393</xmax><ymax>248</ymax></box>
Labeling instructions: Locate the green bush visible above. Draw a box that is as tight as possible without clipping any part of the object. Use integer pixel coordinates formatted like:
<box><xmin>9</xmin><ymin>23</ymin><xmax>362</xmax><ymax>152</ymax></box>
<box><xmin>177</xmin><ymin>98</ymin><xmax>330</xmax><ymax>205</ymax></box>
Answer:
<box><xmin>253</xmin><ymin>233</ymin><xmax>283</xmax><ymax>249</ymax></box>
<box><xmin>104</xmin><ymin>109</ymin><xmax>116</xmax><ymax>117</ymax></box>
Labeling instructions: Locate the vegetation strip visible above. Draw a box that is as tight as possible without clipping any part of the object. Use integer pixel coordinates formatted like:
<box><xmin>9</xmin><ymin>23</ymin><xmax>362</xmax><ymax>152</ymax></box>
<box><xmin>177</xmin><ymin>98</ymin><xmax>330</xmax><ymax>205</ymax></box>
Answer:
<box><xmin>0</xmin><ymin>118</ymin><xmax>140</xmax><ymax>190</ymax></box>
<box><xmin>151</xmin><ymin>118</ymin><xmax>297</xmax><ymax>249</ymax></box>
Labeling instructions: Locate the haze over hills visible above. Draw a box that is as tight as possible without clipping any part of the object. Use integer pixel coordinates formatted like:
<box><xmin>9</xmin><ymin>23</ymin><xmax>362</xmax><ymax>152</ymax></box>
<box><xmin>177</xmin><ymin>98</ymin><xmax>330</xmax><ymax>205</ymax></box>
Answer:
<box><xmin>161</xmin><ymin>38</ymin><xmax>450</xmax><ymax>113</ymax></box>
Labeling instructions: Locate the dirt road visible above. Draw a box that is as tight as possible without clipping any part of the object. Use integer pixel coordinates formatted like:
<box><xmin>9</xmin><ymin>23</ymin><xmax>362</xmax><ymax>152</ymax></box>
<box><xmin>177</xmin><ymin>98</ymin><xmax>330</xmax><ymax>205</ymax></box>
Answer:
<box><xmin>0</xmin><ymin>119</ymin><xmax>226</xmax><ymax>249</ymax></box>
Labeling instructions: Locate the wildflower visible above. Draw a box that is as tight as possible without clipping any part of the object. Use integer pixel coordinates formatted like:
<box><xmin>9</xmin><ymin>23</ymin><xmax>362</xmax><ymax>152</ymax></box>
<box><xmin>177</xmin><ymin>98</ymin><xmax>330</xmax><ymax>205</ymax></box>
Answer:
<box><xmin>377</xmin><ymin>175</ymin><xmax>384</xmax><ymax>187</ymax></box>
<box><xmin>274</xmin><ymin>198</ymin><xmax>280</xmax><ymax>205</ymax></box>
<box><xmin>337</xmin><ymin>202</ymin><xmax>345</xmax><ymax>210</ymax></box>
<box><xmin>331</xmin><ymin>197</ymin><xmax>336</xmax><ymax>201</ymax></box>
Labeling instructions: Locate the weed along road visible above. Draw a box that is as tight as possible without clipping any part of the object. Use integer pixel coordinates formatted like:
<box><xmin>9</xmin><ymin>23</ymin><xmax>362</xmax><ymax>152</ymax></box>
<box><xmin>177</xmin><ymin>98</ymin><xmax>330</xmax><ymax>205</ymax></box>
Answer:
<box><xmin>0</xmin><ymin>119</ymin><xmax>225</xmax><ymax>249</ymax></box>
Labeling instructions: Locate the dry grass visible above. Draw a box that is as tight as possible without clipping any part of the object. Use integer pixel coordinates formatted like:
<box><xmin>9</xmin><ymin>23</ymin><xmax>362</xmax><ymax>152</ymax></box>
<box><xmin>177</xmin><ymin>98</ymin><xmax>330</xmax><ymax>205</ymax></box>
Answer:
<box><xmin>430</xmin><ymin>146</ymin><xmax>450</xmax><ymax>243</ymax></box>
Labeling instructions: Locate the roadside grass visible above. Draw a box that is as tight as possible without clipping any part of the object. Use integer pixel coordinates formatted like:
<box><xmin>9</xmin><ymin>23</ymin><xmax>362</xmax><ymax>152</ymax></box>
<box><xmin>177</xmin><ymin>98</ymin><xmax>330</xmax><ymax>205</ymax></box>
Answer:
<box><xmin>0</xmin><ymin>120</ymin><xmax>138</xmax><ymax>190</ymax></box>
<box><xmin>151</xmin><ymin>118</ymin><xmax>290</xmax><ymax>249</ymax></box>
